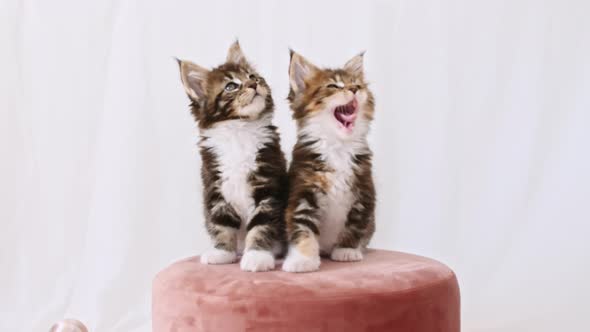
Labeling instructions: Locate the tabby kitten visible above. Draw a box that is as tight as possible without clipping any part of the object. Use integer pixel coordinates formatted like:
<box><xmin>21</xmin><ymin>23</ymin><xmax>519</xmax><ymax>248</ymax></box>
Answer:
<box><xmin>282</xmin><ymin>51</ymin><xmax>376</xmax><ymax>273</ymax></box>
<box><xmin>178</xmin><ymin>41</ymin><xmax>288</xmax><ymax>272</ymax></box>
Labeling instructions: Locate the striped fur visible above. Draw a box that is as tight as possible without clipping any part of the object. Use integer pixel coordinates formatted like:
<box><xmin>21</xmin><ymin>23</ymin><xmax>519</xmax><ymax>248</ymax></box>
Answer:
<box><xmin>283</xmin><ymin>51</ymin><xmax>376</xmax><ymax>273</ymax></box>
<box><xmin>178</xmin><ymin>41</ymin><xmax>288</xmax><ymax>272</ymax></box>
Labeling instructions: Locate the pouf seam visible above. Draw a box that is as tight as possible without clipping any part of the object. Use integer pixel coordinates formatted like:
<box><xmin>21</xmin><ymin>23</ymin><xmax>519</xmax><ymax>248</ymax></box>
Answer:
<box><xmin>154</xmin><ymin>271</ymin><xmax>457</xmax><ymax>302</ymax></box>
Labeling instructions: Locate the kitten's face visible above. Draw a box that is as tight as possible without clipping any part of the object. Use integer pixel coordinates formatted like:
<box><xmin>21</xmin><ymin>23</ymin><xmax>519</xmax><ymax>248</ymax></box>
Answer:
<box><xmin>179</xmin><ymin>41</ymin><xmax>272</xmax><ymax>128</ymax></box>
<box><xmin>288</xmin><ymin>51</ymin><xmax>374</xmax><ymax>140</ymax></box>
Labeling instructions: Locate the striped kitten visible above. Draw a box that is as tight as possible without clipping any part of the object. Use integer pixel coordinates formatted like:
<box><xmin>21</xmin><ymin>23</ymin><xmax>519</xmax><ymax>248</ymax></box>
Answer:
<box><xmin>282</xmin><ymin>51</ymin><xmax>376</xmax><ymax>273</ymax></box>
<box><xmin>178</xmin><ymin>41</ymin><xmax>288</xmax><ymax>272</ymax></box>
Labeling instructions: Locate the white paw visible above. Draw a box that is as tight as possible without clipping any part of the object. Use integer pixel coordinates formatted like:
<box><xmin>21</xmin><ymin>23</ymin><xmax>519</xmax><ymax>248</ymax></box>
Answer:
<box><xmin>282</xmin><ymin>249</ymin><xmax>321</xmax><ymax>273</ymax></box>
<box><xmin>240</xmin><ymin>250</ymin><xmax>275</xmax><ymax>272</ymax></box>
<box><xmin>331</xmin><ymin>247</ymin><xmax>363</xmax><ymax>262</ymax></box>
<box><xmin>200</xmin><ymin>248</ymin><xmax>237</xmax><ymax>265</ymax></box>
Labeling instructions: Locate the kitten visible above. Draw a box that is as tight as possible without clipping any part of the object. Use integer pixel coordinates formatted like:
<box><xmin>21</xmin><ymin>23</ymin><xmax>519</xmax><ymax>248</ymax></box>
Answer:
<box><xmin>177</xmin><ymin>41</ymin><xmax>288</xmax><ymax>272</ymax></box>
<box><xmin>282</xmin><ymin>50</ymin><xmax>376</xmax><ymax>273</ymax></box>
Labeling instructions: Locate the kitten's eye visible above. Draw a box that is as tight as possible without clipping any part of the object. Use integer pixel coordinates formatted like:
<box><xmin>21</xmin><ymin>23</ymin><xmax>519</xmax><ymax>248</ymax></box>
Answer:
<box><xmin>327</xmin><ymin>84</ymin><xmax>340</xmax><ymax>89</ymax></box>
<box><xmin>249</xmin><ymin>74</ymin><xmax>258</xmax><ymax>81</ymax></box>
<box><xmin>225</xmin><ymin>82</ymin><xmax>239</xmax><ymax>91</ymax></box>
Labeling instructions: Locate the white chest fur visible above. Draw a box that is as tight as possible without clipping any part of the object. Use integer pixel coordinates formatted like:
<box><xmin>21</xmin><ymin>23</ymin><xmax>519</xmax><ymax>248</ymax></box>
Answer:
<box><xmin>302</xmin><ymin>130</ymin><xmax>369</xmax><ymax>254</ymax></box>
<box><xmin>318</xmin><ymin>148</ymin><xmax>356</xmax><ymax>253</ymax></box>
<box><xmin>200</xmin><ymin>118</ymin><xmax>273</xmax><ymax>224</ymax></box>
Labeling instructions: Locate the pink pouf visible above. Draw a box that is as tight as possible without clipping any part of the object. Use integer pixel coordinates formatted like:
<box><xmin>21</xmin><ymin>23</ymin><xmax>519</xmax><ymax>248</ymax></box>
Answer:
<box><xmin>152</xmin><ymin>249</ymin><xmax>460</xmax><ymax>332</ymax></box>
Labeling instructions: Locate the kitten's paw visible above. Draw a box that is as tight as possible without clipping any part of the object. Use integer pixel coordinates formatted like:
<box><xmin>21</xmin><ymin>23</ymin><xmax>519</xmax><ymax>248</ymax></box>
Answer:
<box><xmin>240</xmin><ymin>250</ymin><xmax>275</xmax><ymax>272</ymax></box>
<box><xmin>282</xmin><ymin>250</ymin><xmax>321</xmax><ymax>273</ymax></box>
<box><xmin>200</xmin><ymin>248</ymin><xmax>237</xmax><ymax>265</ymax></box>
<box><xmin>331</xmin><ymin>247</ymin><xmax>363</xmax><ymax>262</ymax></box>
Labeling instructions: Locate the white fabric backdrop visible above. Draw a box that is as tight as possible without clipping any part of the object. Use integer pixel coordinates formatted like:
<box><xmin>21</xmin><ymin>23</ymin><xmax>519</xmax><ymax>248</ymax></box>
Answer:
<box><xmin>2</xmin><ymin>0</ymin><xmax>589</xmax><ymax>331</ymax></box>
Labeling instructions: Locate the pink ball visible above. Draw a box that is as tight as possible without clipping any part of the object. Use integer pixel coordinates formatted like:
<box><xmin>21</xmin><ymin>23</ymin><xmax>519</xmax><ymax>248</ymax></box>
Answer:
<box><xmin>49</xmin><ymin>319</ymin><xmax>88</xmax><ymax>332</ymax></box>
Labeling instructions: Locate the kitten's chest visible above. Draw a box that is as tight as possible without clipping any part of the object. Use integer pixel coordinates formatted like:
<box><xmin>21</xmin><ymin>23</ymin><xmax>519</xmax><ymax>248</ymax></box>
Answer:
<box><xmin>201</xmin><ymin>121</ymin><xmax>270</xmax><ymax>221</ymax></box>
<box><xmin>217</xmin><ymin>143</ymin><xmax>257</xmax><ymax>221</ymax></box>
<box><xmin>317</xmin><ymin>147</ymin><xmax>357</xmax><ymax>251</ymax></box>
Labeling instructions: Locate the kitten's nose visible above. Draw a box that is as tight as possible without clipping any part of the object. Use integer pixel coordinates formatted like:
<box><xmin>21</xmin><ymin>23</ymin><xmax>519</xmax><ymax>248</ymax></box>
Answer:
<box><xmin>348</xmin><ymin>86</ymin><xmax>358</xmax><ymax>94</ymax></box>
<box><xmin>247</xmin><ymin>82</ymin><xmax>258</xmax><ymax>90</ymax></box>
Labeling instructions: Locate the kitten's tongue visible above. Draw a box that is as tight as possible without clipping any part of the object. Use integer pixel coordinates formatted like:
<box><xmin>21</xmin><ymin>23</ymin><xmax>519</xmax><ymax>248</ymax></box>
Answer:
<box><xmin>334</xmin><ymin>99</ymin><xmax>358</xmax><ymax>131</ymax></box>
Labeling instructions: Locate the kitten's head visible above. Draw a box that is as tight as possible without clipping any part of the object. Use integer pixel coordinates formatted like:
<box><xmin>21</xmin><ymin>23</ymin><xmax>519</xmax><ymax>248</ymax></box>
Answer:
<box><xmin>178</xmin><ymin>41</ymin><xmax>272</xmax><ymax>128</ymax></box>
<box><xmin>288</xmin><ymin>50</ymin><xmax>374</xmax><ymax>140</ymax></box>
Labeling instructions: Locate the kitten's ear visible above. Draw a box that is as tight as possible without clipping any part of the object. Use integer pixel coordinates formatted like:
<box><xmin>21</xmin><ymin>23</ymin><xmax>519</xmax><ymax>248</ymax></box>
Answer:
<box><xmin>344</xmin><ymin>52</ymin><xmax>365</xmax><ymax>77</ymax></box>
<box><xmin>289</xmin><ymin>50</ymin><xmax>319</xmax><ymax>93</ymax></box>
<box><xmin>226</xmin><ymin>40</ymin><xmax>248</xmax><ymax>65</ymax></box>
<box><xmin>178</xmin><ymin>59</ymin><xmax>209</xmax><ymax>101</ymax></box>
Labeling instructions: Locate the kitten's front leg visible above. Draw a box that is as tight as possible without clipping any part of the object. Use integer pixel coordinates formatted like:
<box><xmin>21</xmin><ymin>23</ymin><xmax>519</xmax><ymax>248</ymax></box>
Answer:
<box><xmin>331</xmin><ymin>199</ymin><xmax>375</xmax><ymax>262</ymax></box>
<box><xmin>241</xmin><ymin>197</ymin><xmax>286</xmax><ymax>272</ymax></box>
<box><xmin>201</xmin><ymin>202</ymin><xmax>241</xmax><ymax>265</ymax></box>
<box><xmin>283</xmin><ymin>192</ymin><xmax>322</xmax><ymax>273</ymax></box>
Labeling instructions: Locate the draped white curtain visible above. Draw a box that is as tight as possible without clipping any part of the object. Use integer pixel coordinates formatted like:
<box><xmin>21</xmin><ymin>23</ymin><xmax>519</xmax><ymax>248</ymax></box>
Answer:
<box><xmin>2</xmin><ymin>0</ymin><xmax>589</xmax><ymax>331</ymax></box>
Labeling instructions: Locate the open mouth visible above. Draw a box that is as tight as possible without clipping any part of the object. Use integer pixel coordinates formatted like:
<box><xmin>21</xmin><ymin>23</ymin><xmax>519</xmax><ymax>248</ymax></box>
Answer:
<box><xmin>334</xmin><ymin>99</ymin><xmax>358</xmax><ymax>131</ymax></box>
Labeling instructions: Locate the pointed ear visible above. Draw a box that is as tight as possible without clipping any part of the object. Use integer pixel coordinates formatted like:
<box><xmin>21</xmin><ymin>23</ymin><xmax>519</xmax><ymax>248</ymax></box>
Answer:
<box><xmin>289</xmin><ymin>50</ymin><xmax>319</xmax><ymax>93</ymax></box>
<box><xmin>344</xmin><ymin>52</ymin><xmax>365</xmax><ymax>77</ymax></box>
<box><xmin>226</xmin><ymin>40</ymin><xmax>247</xmax><ymax>65</ymax></box>
<box><xmin>178</xmin><ymin>59</ymin><xmax>209</xmax><ymax>101</ymax></box>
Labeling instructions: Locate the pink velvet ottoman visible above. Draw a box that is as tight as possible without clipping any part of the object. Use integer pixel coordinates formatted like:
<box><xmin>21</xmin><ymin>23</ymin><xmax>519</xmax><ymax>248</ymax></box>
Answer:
<box><xmin>152</xmin><ymin>249</ymin><xmax>460</xmax><ymax>332</ymax></box>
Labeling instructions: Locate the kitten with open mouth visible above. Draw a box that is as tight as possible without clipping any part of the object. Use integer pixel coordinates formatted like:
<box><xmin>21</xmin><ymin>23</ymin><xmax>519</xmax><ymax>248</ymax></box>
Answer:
<box><xmin>283</xmin><ymin>50</ymin><xmax>376</xmax><ymax>273</ymax></box>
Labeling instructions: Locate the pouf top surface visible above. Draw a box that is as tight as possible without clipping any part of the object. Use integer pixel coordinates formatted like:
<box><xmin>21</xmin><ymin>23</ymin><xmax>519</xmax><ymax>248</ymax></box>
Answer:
<box><xmin>156</xmin><ymin>249</ymin><xmax>455</xmax><ymax>300</ymax></box>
